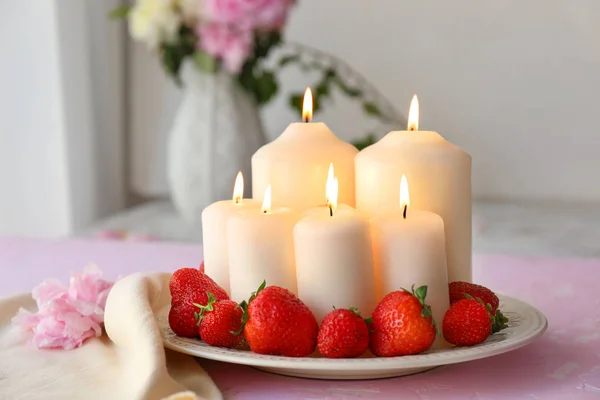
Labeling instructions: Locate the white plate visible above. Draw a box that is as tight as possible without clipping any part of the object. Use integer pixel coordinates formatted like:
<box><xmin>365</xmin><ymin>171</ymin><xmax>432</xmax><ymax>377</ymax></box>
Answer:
<box><xmin>159</xmin><ymin>295</ymin><xmax>547</xmax><ymax>380</ymax></box>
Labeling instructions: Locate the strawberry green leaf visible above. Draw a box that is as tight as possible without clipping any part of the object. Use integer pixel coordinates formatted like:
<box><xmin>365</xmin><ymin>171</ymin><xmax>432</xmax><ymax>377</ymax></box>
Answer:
<box><xmin>237</xmin><ymin>300</ymin><xmax>247</xmax><ymax>311</ymax></box>
<box><xmin>420</xmin><ymin>305</ymin><xmax>433</xmax><ymax>319</ymax></box>
<box><xmin>415</xmin><ymin>285</ymin><xmax>428</xmax><ymax>301</ymax></box>
<box><xmin>247</xmin><ymin>280</ymin><xmax>267</xmax><ymax>304</ymax></box>
<box><xmin>235</xmin><ymin>296</ymin><xmax>254</xmax><ymax>336</ymax></box>
<box><xmin>364</xmin><ymin>316</ymin><xmax>373</xmax><ymax>325</ymax></box>
<box><xmin>432</xmin><ymin>317</ymin><xmax>440</xmax><ymax>337</ymax></box>
<box><xmin>205</xmin><ymin>292</ymin><xmax>216</xmax><ymax>311</ymax></box>
<box><xmin>492</xmin><ymin>309</ymin><xmax>509</xmax><ymax>333</ymax></box>
<box><xmin>231</xmin><ymin>309</ymin><xmax>247</xmax><ymax>336</ymax></box>
<box><xmin>349</xmin><ymin>307</ymin><xmax>361</xmax><ymax>317</ymax></box>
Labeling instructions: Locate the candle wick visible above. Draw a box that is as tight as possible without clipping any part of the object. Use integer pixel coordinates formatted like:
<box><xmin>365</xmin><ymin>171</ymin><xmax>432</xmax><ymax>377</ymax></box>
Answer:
<box><xmin>328</xmin><ymin>205</ymin><xmax>333</xmax><ymax>217</ymax></box>
<box><xmin>403</xmin><ymin>204</ymin><xmax>407</xmax><ymax>219</ymax></box>
<box><xmin>303</xmin><ymin>117</ymin><xmax>309</xmax><ymax>123</ymax></box>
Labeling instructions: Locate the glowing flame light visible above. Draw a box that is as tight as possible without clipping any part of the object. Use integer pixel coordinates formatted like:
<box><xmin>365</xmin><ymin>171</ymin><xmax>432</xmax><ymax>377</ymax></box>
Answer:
<box><xmin>302</xmin><ymin>88</ymin><xmax>313</xmax><ymax>122</ymax></box>
<box><xmin>261</xmin><ymin>185</ymin><xmax>272</xmax><ymax>214</ymax></box>
<box><xmin>407</xmin><ymin>94</ymin><xmax>419</xmax><ymax>131</ymax></box>
<box><xmin>326</xmin><ymin>163</ymin><xmax>338</xmax><ymax>215</ymax></box>
<box><xmin>232</xmin><ymin>171</ymin><xmax>244</xmax><ymax>203</ymax></box>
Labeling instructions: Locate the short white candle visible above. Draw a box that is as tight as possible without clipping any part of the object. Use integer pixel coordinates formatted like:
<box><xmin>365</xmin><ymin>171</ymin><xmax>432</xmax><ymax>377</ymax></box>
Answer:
<box><xmin>371</xmin><ymin>175</ymin><xmax>449</xmax><ymax>347</ymax></box>
<box><xmin>252</xmin><ymin>88</ymin><xmax>357</xmax><ymax>211</ymax></box>
<box><xmin>201</xmin><ymin>172</ymin><xmax>261</xmax><ymax>293</ymax></box>
<box><xmin>228</xmin><ymin>185</ymin><xmax>302</xmax><ymax>302</ymax></box>
<box><xmin>356</xmin><ymin>95</ymin><xmax>472</xmax><ymax>283</ymax></box>
<box><xmin>294</xmin><ymin>165</ymin><xmax>377</xmax><ymax>323</ymax></box>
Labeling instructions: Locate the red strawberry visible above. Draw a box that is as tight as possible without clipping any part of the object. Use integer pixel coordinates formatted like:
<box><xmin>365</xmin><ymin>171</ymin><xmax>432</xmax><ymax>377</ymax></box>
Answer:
<box><xmin>169</xmin><ymin>302</ymin><xmax>201</xmax><ymax>338</ymax></box>
<box><xmin>168</xmin><ymin>268</ymin><xmax>229</xmax><ymax>338</ymax></box>
<box><xmin>317</xmin><ymin>308</ymin><xmax>369</xmax><ymax>358</ymax></box>
<box><xmin>199</xmin><ymin>261</ymin><xmax>205</xmax><ymax>273</ymax></box>
<box><xmin>169</xmin><ymin>268</ymin><xmax>229</xmax><ymax>305</ymax></box>
<box><xmin>243</xmin><ymin>283</ymin><xmax>318</xmax><ymax>357</ymax></box>
<box><xmin>443</xmin><ymin>298</ymin><xmax>492</xmax><ymax>346</ymax></box>
<box><xmin>369</xmin><ymin>286</ymin><xmax>436</xmax><ymax>357</ymax></box>
<box><xmin>449</xmin><ymin>281</ymin><xmax>499</xmax><ymax>314</ymax></box>
<box><xmin>198</xmin><ymin>294</ymin><xmax>244</xmax><ymax>349</ymax></box>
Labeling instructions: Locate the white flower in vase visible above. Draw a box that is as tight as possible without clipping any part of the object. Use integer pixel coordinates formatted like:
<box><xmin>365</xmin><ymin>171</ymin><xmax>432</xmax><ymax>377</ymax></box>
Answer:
<box><xmin>129</xmin><ymin>0</ymin><xmax>181</xmax><ymax>49</ymax></box>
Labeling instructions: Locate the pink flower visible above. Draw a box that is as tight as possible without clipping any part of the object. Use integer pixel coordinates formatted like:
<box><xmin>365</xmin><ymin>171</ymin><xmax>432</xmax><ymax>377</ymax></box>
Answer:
<box><xmin>12</xmin><ymin>265</ymin><xmax>114</xmax><ymax>350</ymax></box>
<box><xmin>198</xmin><ymin>23</ymin><xmax>253</xmax><ymax>73</ymax></box>
<box><xmin>203</xmin><ymin>0</ymin><xmax>294</xmax><ymax>30</ymax></box>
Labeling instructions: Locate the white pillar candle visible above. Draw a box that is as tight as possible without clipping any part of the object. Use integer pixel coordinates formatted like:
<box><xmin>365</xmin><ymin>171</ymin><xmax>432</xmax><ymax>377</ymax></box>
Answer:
<box><xmin>294</xmin><ymin>165</ymin><xmax>377</xmax><ymax>323</ymax></box>
<box><xmin>355</xmin><ymin>95</ymin><xmax>472</xmax><ymax>283</ymax></box>
<box><xmin>252</xmin><ymin>88</ymin><xmax>357</xmax><ymax>211</ymax></box>
<box><xmin>371</xmin><ymin>176</ymin><xmax>449</xmax><ymax>347</ymax></box>
<box><xmin>201</xmin><ymin>172</ymin><xmax>261</xmax><ymax>293</ymax></box>
<box><xmin>227</xmin><ymin>185</ymin><xmax>302</xmax><ymax>302</ymax></box>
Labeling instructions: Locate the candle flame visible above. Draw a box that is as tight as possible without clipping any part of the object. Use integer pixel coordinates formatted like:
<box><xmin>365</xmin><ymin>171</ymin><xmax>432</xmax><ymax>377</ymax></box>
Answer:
<box><xmin>232</xmin><ymin>171</ymin><xmax>244</xmax><ymax>203</ymax></box>
<box><xmin>326</xmin><ymin>163</ymin><xmax>338</xmax><ymax>214</ymax></box>
<box><xmin>400</xmin><ymin>175</ymin><xmax>410</xmax><ymax>210</ymax></box>
<box><xmin>302</xmin><ymin>87</ymin><xmax>313</xmax><ymax>122</ymax></box>
<box><xmin>407</xmin><ymin>94</ymin><xmax>419</xmax><ymax>131</ymax></box>
<box><xmin>261</xmin><ymin>185</ymin><xmax>272</xmax><ymax>214</ymax></box>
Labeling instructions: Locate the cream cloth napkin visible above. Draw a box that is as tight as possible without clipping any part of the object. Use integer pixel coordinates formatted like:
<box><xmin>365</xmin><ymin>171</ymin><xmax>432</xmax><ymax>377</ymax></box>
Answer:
<box><xmin>0</xmin><ymin>272</ymin><xmax>222</xmax><ymax>400</ymax></box>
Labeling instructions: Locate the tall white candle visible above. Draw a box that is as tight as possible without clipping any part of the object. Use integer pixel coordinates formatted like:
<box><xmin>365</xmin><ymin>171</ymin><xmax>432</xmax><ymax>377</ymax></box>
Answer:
<box><xmin>370</xmin><ymin>175</ymin><xmax>449</xmax><ymax>347</ymax></box>
<box><xmin>201</xmin><ymin>172</ymin><xmax>261</xmax><ymax>293</ymax></box>
<box><xmin>252</xmin><ymin>88</ymin><xmax>357</xmax><ymax>211</ymax></box>
<box><xmin>227</xmin><ymin>185</ymin><xmax>302</xmax><ymax>302</ymax></box>
<box><xmin>356</xmin><ymin>95</ymin><xmax>472</xmax><ymax>283</ymax></box>
<box><xmin>294</xmin><ymin>165</ymin><xmax>377</xmax><ymax>323</ymax></box>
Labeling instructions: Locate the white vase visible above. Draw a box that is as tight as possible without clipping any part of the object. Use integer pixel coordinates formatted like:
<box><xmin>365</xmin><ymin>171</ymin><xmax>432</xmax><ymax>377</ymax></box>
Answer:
<box><xmin>167</xmin><ymin>63</ymin><xmax>266</xmax><ymax>223</ymax></box>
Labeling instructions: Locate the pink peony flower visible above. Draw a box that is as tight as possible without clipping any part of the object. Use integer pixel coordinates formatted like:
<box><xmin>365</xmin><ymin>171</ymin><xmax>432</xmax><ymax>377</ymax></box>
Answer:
<box><xmin>198</xmin><ymin>23</ymin><xmax>254</xmax><ymax>73</ymax></box>
<box><xmin>203</xmin><ymin>0</ymin><xmax>294</xmax><ymax>30</ymax></box>
<box><xmin>12</xmin><ymin>265</ymin><xmax>114</xmax><ymax>350</ymax></box>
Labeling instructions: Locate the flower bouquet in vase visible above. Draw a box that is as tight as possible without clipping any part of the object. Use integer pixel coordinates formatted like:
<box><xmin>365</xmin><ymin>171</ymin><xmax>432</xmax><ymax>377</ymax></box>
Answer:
<box><xmin>112</xmin><ymin>0</ymin><xmax>404</xmax><ymax>222</ymax></box>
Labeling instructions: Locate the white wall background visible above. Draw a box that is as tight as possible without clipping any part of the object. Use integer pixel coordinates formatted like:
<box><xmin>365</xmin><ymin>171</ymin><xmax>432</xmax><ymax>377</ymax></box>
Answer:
<box><xmin>131</xmin><ymin>0</ymin><xmax>600</xmax><ymax>202</ymax></box>
<box><xmin>0</xmin><ymin>0</ymin><xmax>126</xmax><ymax>237</ymax></box>
<box><xmin>0</xmin><ymin>1</ymin><xmax>72</xmax><ymax>236</ymax></box>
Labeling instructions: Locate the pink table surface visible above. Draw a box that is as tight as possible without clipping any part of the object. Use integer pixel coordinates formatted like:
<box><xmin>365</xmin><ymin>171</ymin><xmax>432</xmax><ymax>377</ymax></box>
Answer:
<box><xmin>1</xmin><ymin>237</ymin><xmax>599</xmax><ymax>400</ymax></box>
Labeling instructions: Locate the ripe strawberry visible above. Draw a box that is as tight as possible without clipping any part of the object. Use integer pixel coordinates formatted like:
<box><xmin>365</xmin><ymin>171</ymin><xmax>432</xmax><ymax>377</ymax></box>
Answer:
<box><xmin>317</xmin><ymin>308</ymin><xmax>369</xmax><ymax>358</ymax></box>
<box><xmin>198</xmin><ymin>294</ymin><xmax>244</xmax><ymax>348</ymax></box>
<box><xmin>369</xmin><ymin>286</ymin><xmax>436</xmax><ymax>357</ymax></box>
<box><xmin>243</xmin><ymin>283</ymin><xmax>318</xmax><ymax>357</ymax></box>
<box><xmin>169</xmin><ymin>268</ymin><xmax>229</xmax><ymax>305</ymax></box>
<box><xmin>169</xmin><ymin>301</ymin><xmax>201</xmax><ymax>338</ymax></box>
<box><xmin>449</xmin><ymin>281</ymin><xmax>499</xmax><ymax>314</ymax></box>
<box><xmin>168</xmin><ymin>268</ymin><xmax>229</xmax><ymax>338</ymax></box>
<box><xmin>443</xmin><ymin>298</ymin><xmax>492</xmax><ymax>346</ymax></box>
<box><xmin>199</xmin><ymin>261</ymin><xmax>205</xmax><ymax>273</ymax></box>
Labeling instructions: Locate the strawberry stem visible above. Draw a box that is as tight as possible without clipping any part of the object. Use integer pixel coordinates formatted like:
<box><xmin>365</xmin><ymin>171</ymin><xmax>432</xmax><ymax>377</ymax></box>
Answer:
<box><xmin>410</xmin><ymin>285</ymin><xmax>439</xmax><ymax>336</ymax></box>
<box><xmin>193</xmin><ymin>292</ymin><xmax>216</xmax><ymax>326</ymax></box>
<box><xmin>233</xmin><ymin>281</ymin><xmax>267</xmax><ymax>336</ymax></box>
